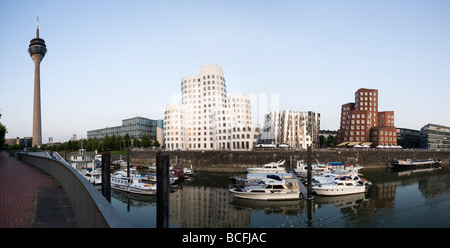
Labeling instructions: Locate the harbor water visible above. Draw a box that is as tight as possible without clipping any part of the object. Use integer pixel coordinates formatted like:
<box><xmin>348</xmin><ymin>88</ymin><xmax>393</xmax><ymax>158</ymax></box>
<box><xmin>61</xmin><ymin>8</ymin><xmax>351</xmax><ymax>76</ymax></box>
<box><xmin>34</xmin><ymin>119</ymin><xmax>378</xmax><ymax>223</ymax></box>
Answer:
<box><xmin>109</xmin><ymin>164</ymin><xmax>450</xmax><ymax>228</ymax></box>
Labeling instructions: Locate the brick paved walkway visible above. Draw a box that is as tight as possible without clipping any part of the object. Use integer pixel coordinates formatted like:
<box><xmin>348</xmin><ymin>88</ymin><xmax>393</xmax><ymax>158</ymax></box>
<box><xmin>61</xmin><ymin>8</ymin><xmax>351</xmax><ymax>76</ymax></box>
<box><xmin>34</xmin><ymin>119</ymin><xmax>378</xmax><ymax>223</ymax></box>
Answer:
<box><xmin>0</xmin><ymin>151</ymin><xmax>78</xmax><ymax>228</ymax></box>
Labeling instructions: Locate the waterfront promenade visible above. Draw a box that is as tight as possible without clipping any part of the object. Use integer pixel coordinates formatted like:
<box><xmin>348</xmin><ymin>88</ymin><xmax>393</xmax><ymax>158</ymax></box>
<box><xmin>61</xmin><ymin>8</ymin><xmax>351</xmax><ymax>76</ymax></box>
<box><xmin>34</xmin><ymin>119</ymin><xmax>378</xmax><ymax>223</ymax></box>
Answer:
<box><xmin>0</xmin><ymin>151</ymin><xmax>78</xmax><ymax>228</ymax></box>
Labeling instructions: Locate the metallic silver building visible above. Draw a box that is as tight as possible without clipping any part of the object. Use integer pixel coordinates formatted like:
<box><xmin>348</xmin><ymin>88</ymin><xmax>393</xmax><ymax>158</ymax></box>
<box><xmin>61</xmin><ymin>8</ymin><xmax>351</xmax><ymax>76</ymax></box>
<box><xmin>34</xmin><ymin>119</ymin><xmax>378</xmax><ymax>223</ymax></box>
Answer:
<box><xmin>261</xmin><ymin>110</ymin><xmax>321</xmax><ymax>149</ymax></box>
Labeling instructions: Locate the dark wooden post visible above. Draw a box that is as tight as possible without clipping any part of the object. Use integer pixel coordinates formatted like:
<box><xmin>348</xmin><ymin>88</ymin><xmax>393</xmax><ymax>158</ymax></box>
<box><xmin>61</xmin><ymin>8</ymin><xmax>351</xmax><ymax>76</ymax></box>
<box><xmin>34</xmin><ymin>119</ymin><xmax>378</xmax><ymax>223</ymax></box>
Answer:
<box><xmin>101</xmin><ymin>152</ymin><xmax>111</xmax><ymax>202</ymax></box>
<box><xmin>126</xmin><ymin>148</ymin><xmax>130</xmax><ymax>178</ymax></box>
<box><xmin>156</xmin><ymin>152</ymin><xmax>170</xmax><ymax>228</ymax></box>
<box><xmin>307</xmin><ymin>145</ymin><xmax>312</xmax><ymax>199</ymax></box>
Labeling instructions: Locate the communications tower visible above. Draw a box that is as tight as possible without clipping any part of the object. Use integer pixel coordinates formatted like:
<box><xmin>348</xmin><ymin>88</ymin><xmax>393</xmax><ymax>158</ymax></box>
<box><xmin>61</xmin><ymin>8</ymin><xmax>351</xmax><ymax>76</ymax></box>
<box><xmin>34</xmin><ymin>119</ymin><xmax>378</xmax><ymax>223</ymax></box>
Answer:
<box><xmin>28</xmin><ymin>17</ymin><xmax>47</xmax><ymax>147</ymax></box>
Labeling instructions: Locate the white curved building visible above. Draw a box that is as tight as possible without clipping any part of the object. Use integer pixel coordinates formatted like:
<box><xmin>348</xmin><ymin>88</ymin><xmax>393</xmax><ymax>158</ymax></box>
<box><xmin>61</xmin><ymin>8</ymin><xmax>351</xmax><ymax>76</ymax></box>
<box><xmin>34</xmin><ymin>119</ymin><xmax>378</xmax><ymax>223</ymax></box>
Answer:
<box><xmin>164</xmin><ymin>65</ymin><xmax>260</xmax><ymax>150</ymax></box>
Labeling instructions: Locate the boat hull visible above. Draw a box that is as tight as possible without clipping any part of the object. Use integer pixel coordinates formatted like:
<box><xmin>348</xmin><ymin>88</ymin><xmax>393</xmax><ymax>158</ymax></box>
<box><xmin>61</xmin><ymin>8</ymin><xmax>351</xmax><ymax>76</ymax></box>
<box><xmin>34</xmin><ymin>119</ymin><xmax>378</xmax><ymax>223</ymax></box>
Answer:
<box><xmin>246</xmin><ymin>168</ymin><xmax>287</xmax><ymax>174</ymax></box>
<box><xmin>111</xmin><ymin>175</ymin><xmax>157</xmax><ymax>196</ymax></box>
<box><xmin>111</xmin><ymin>184</ymin><xmax>156</xmax><ymax>196</ymax></box>
<box><xmin>390</xmin><ymin>159</ymin><xmax>441</xmax><ymax>169</ymax></box>
<box><xmin>229</xmin><ymin>189</ymin><xmax>301</xmax><ymax>201</ymax></box>
<box><xmin>313</xmin><ymin>185</ymin><xmax>365</xmax><ymax>196</ymax></box>
<box><xmin>88</xmin><ymin>178</ymin><xmax>102</xmax><ymax>185</ymax></box>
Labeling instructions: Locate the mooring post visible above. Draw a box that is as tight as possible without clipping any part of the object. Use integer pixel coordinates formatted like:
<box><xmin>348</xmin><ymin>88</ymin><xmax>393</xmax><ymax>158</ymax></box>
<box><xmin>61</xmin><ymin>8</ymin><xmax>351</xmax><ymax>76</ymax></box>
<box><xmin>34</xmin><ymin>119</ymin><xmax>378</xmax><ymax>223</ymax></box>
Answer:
<box><xmin>156</xmin><ymin>152</ymin><xmax>170</xmax><ymax>228</ymax></box>
<box><xmin>127</xmin><ymin>148</ymin><xmax>130</xmax><ymax>178</ymax></box>
<box><xmin>101</xmin><ymin>152</ymin><xmax>111</xmax><ymax>202</ymax></box>
<box><xmin>290</xmin><ymin>156</ymin><xmax>292</xmax><ymax>172</ymax></box>
<box><xmin>307</xmin><ymin>145</ymin><xmax>312</xmax><ymax>199</ymax></box>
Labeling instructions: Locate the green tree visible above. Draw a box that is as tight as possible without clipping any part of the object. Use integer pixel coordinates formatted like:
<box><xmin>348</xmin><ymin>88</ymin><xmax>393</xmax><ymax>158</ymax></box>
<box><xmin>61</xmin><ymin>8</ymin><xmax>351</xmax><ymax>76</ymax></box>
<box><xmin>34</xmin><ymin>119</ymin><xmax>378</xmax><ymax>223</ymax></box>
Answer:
<box><xmin>92</xmin><ymin>137</ymin><xmax>100</xmax><ymax>151</ymax></box>
<box><xmin>0</xmin><ymin>112</ymin><xmax>7</xmax><ymax>150</ymax></box>
<box><xmin>132</xmin><ymin>137</ymin><xmax>141</xmax><ymax>148</ymax></box>
<box><xmin>8</xmin><ymin>144</ymin><xmax>24</xmax><ymax>151</ymax></box>
<box><xmin>153</xmin><ymin>140</ymin><xmax>160</xmax><ymax>148</ymax></box>
<box><xmin>40</xmin><ymin>144</ymin><xmax>48</xmax><ymax>151</ymax></box>
<box><xmin>118</xmin><ymin>135</ymin><xmax>124</xmax><ymax>150</ymax></box>
<box><xmin>67</xmin><ymin>140</ymin><xmax>73</xmax><ymax>151</ymax></box>
<box><xmin>141</xmin><ymin>134</ymin><xmax>151</xmax><ymax>148</ymax></box>
<box><xmin>326</xmin><ymin>135</ymin><xmax>336</xmax><ymax>147</ymax></box>
<box><xmin>31</xmin><ymin>145</ymin><xmax>39</xmax><ymax>152</ymax></box>
<box><xmin>86</xmin><ymin>138</ymin><xmax>93</xmax><ymax>151</ymax></box>
<box><xmin>102</xmin><ymin>135</ymin><xmax>111</xmax><ymax>151</ymax></box>
<box><xmin>79</xmin><ymin>138</ymin><xmax>87</xmax><ymax>150</ymax></box>
<box><xmin>319</xmin><ymin>135</ymin><xmax>326</xmax><ymax>148</ymax></box>
<box><xmin>124</xmin><ymin>133</ymin><xmax>131</xmax><ymax>148</ymax></box>
<box><xmin>111</xmin><ymin>134</ymin><xmax>120</xmax><ymax>150</ymax></box>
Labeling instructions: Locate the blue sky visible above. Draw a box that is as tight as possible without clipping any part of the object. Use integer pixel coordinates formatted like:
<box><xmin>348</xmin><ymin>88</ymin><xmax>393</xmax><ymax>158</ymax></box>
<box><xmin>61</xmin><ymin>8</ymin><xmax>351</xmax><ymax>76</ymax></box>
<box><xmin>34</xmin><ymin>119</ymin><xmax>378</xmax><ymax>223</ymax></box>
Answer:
<box><xmin>1</xmin><ymin>0</ymin><xmax>449</xmax><ymax>142</ymax></box>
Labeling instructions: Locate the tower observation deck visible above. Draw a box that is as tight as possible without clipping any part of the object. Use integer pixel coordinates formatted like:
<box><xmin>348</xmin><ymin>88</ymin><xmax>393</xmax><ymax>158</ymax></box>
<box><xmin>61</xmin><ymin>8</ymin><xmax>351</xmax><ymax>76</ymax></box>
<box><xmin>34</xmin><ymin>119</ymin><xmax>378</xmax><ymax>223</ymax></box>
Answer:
<box><xmin>28</xmin><ymin>17</ymin><xmax>47</xmax><ymax>56</ymax></box>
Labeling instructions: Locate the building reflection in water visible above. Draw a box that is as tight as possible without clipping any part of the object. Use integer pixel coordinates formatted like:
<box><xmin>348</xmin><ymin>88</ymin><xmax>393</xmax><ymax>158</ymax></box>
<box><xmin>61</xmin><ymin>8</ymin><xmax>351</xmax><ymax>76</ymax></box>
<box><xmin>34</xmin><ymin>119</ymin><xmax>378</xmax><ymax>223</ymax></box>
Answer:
<box><xmin>170</xmin><ymin>186</ymin><xmax>250</xmax><ymax>228</ymax></box>
<box><xmin>109</xmin><ymin>165</ymin><xmax>450</xmax><ymax>228</ymax></box>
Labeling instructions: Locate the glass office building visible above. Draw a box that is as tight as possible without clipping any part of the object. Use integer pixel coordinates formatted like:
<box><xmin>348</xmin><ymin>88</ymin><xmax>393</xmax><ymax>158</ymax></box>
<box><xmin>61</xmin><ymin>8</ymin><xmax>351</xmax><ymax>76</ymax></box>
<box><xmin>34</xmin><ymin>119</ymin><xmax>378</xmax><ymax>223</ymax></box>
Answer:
<box><xmin>396</xmin><ymin>128</ymin><xmax>421</xmax><ymax>148</ymax></box>
<box><xmin>420</xmin><ymin>123</ymin><xmax>450</xmax><ymax>149</ymax></box>
<box><xmin>87</xmin><ymin>117</ymin><xmax>162</xmax><ymax>141</ymax></box>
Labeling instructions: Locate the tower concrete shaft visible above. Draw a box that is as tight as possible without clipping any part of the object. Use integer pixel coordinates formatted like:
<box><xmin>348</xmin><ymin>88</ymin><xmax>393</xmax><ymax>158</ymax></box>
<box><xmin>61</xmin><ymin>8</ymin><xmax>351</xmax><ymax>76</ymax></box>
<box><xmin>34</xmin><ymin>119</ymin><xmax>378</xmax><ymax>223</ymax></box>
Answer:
<box><xmin>31</xmin><ymin>54</ymin><xmax>43</xmax><ymax>147</ymax></box>
<box><xmin>28</xmin><ymin>17</ymin><xmax>46</xmax><ymax>147</ymax></box>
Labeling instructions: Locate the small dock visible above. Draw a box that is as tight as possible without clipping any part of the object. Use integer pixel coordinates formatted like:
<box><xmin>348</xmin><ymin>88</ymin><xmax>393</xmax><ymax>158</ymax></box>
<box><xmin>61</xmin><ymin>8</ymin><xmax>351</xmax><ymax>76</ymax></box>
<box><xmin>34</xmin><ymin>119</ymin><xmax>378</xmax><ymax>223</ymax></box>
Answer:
<box><xmin>299</xmin><ymin>180</ymin><xmax>314</xmax><ymax>200</ymax></box>
<box><xmin>298</xmin><ymin>145</ymin><xmax>314</xmax><ymax>200</ymax></box>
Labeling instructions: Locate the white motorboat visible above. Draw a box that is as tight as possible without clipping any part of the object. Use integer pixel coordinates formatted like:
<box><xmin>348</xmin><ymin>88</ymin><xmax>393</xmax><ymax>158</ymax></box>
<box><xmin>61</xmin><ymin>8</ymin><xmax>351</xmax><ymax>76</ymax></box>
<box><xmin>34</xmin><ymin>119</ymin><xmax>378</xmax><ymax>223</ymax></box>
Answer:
<box><xmin>294</xmin><ymin>160</ymin><xmax>332</xmax><ymax>177</ymax></box>
<box><xmin>313</xmin><ymin>179</ymin><xmax>365</xmax><ymax>196</ymax></box>
<box><xmin>80</xmin><ymin>168</ymin><xmax>102</xmax><ymax>185</ymax></box>
<box><xmin>143</xmin><ymin>173</ymin><xmax>177</xmax><ymax>185</ymax></box>
<box><xmin>246</xmin><ymin>160</ymin><xmax>287</xmax><ymax>174</ymax></box>
<box><xmin>116</xmin><ymin>167</ymin><xmax>142</xmax><ymax>177</ymax></box>
<box><xmin>112</xmin><ymin>159</ymin><xmax>128</xmax><ymax>168</ymax></box>
<box><xmin>111</xmin><ymin>174</ymin><xmax>157</xmax><ymax>195</ymax></box>
<box><xmin>230</xmin><ymin>173</ymin><xmax>295</xmax><ymax>188</ymax></box>
<box><xmin>229</xmin><ymin>176</ymin><xmax>301</xmax><ymax>201</ymax></box>
<box><xmin>183</xmin><ymin>165</ymin><xmax>195</xmax><ymax>177</ymax></box>
<box><xmin>311</xmin><ymin>170</ymin><xmax>361</xmax><ymax>186</ymax></box>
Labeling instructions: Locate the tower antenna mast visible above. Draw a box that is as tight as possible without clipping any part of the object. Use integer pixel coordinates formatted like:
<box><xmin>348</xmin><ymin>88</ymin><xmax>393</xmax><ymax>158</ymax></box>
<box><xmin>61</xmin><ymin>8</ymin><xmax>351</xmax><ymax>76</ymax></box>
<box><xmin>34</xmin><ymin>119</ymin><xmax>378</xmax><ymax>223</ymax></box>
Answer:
<box><xmin>36</xmin><ymin>16</ymin><xmax>39</xmax><ymax>38</ymax></box>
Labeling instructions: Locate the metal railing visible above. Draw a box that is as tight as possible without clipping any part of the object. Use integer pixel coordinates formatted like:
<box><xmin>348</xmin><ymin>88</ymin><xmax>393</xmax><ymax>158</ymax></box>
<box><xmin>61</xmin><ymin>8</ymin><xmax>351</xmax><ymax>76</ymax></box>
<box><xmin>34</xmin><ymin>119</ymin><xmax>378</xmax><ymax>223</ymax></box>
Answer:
<box><xmin>16</xmin><ymin>152</ymin><xmax>130</xmax><ymax>228</ymax></box>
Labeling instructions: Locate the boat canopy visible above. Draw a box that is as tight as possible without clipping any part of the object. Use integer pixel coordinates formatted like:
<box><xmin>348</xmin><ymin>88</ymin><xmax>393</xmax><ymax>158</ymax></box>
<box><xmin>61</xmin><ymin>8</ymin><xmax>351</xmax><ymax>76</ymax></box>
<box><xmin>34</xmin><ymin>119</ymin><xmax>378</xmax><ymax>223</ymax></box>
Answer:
<box><xmin>328</xmin><ymin>162</ymin><xmax>345</xmax><ymax>166</ymax></box>
<box><xmin>266</xmin><ymin>174</ymin><xmax>282</xmax><ymax>181</ymax></box>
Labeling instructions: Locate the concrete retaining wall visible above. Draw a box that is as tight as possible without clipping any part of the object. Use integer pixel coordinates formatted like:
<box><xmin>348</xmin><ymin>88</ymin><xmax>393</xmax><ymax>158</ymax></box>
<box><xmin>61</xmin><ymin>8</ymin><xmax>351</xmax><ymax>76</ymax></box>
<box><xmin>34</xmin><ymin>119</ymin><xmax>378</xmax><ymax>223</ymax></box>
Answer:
<box><xmin>126</xmin><ymin>149</ymin><xmax>450</xmax><ymax>171</ymax></box>
<box><xmin>18</xmin><ymin>153</ymin><xmax>130</xmax><ymax>228</ymax></box>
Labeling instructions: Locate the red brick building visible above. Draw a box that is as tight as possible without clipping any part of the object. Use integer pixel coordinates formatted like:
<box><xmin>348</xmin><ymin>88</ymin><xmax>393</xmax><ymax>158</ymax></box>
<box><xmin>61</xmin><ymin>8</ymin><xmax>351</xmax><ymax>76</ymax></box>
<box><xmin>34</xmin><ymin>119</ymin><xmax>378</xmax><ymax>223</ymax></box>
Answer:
<box><xmin>337</xmin><ymin>88</ymin><xmax>397</xmax><ymax>147</ymax></box>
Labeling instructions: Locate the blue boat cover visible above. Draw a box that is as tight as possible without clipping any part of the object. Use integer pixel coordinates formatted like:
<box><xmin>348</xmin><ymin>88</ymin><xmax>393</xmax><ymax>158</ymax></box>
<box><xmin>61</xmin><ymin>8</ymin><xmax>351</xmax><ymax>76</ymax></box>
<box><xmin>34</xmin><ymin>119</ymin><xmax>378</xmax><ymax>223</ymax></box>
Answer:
<box><xmin>328</xmin><ymin>162</ymin><xmax>345</xmax><ymax>166</ymax></box>
<box><xmin>267</xmin><ymin>174</ymin><xmax>282</xmax><ymax>181</ymax></box>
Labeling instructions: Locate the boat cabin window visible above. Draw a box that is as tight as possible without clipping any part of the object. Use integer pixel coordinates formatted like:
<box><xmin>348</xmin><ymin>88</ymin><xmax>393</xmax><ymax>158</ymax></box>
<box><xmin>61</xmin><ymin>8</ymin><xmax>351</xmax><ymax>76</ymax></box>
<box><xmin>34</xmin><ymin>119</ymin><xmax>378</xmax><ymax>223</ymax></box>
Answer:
<box><xmin>272</xmin><ymin>185</ymin><xmax>285</xmax><ymax>190</ymax></box>
<box><xmin>345</xmin><ymin>183</ymin><xmax>353</xmax><ymax>186</ymax></box>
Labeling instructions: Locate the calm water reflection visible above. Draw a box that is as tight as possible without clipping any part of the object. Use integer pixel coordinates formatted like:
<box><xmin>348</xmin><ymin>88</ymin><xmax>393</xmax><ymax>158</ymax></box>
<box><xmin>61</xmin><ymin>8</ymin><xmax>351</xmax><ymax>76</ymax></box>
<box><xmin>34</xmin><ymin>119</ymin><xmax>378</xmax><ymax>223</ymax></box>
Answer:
<box><xmin>110</xmin><ymin>164</ymin><xmax>450</xmax><ymax>228</ymax></box>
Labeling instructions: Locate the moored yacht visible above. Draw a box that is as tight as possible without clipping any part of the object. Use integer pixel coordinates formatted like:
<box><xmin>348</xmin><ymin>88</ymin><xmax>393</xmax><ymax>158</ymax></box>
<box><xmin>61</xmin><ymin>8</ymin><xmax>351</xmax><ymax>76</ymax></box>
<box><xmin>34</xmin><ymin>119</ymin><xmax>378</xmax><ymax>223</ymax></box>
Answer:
<box><xmin>294</xmin><ymin>160</ymin><xmax>331</xmax><ymax>177</ymax></box>
<box><xmin>246</xmin><ymin>160</ymin><xmax>287</xmax><ymax>174</ymax></box>
<box><xmin>230</xmin><ymin>173</ymin><xmax>294</xmax><ymax>188</ymax></box>
<box><xmin>312</xmin><ymin>179</ymin><xmax>365</xmax><ymax>196</ymax></box>
<box><xmin>79</xmin><ymin>168</ymin><xmax>102</xmax><ymax>185</ymax></box>
<box><xmin>183</xmin><ymin>165</ymin><xmax>195</xmax><ymax>177</ymax></box>
<box><xmin>311</xmin><ymin>170</ymin><xmax>362</xmax><ymax>186</ymax></box>
<box><xmin>111</xmin><ymin>174</ymin><xmax>157</xmax><ymax>195</ymax></box>
<box><xmin>229</xmin><ymin>176</ymin><xmax>301</xmax><ymax>201</ymax></box>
